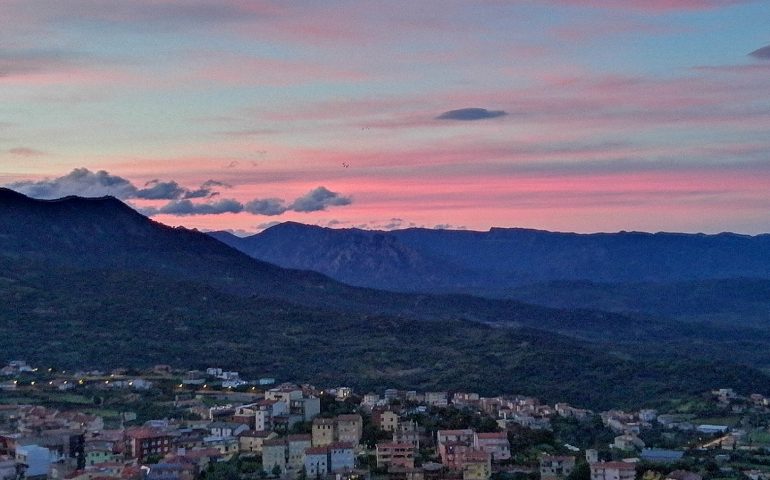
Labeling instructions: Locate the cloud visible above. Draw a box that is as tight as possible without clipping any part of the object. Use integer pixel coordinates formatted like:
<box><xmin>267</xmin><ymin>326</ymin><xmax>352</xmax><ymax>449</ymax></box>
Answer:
<box><xmin>749</xmin><ymin>45</ymin><xmax>770</xmax><ymax>60</ymax></box>
<box><xmin>155</xmin><ymin>199</ymin><xmax>244</xmax><ymax>216</ymax></box>
<box><xmin>135</xmin><ymin>180</ymin><xmax>186</xmax><ymax>200</ymax></box>
<box><xmin>182</xmin><ymin>180</ymin><xmax>230</xmax><ymax>199</ymax></box>
<box><xmin>243</xmin><ymin>198</ymin><xmax>287</xmax><ymax>216</ymax></box>
<box><xmin>436</xmin><ymin>108</ymin><xmax>507</xmax><ymax>121</ymax></box>
<box><xmin>8</xmin><ymin>147</ymin><xmax>45</xmax><ymax>157</ymax></box>
<box><xmin>6</xmin><ymin>168</ymin><xmax>352</xmax><ymax>217</ymax></box>
<box><xmin>289</xmin><ymin>186</ymin><xmax>352</xmax><ymax>212</ymax></box>
<box><xmin>4</xmin><ymin>168</ymin><xmax>230</xmax><ymax>201</ymax></box>
<box><xmin>6</xmin><ymin>168</ymin><xmax>137</xmax><ymax>199</ymax></box>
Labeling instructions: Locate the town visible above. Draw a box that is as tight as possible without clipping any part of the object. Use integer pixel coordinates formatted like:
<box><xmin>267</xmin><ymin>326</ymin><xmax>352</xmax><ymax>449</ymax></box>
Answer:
<box><xmin>2</xmin><ymin>361</ymin><xmax>770</xmax><ymax>480</ymax></box>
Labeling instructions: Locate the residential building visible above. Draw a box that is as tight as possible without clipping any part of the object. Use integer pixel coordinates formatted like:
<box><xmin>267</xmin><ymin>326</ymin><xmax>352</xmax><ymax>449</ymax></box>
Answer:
<box><xmin>336</xmin><ymin>414</ymin><xmax>363</xmax><ymax>445</ymax></box>
<box><xmin>590</xmin><ymin>462</ymin><xmax>636</xmax><ymax>480</ymax></box>
<box><xmin>463</xmin><ymin>450</ymin><xmax>491</xmax><ymax>480</ymax></box>
<box><xmin>376</xmin><ymin>443</ymin><xmax>415</xmax><ymax>469</ymax></box>
<box><xmin>124</xmin><ymin>428</ymin><xmax>173</xmax><ymax>462</ymax></box>
<box><xmin>394</xmin><ymin>421</ymin><xmax>421</xmax><ymax>450</ymax></box>
<box><xmin>474</xmin><ymin>432</ymin><xmax>510</xmax><ymax>461</ymax></box>
<box><xmin>16</xmin><ymin>444</ymin><xmax>52</xmax><ymax>478</ymax></box>
<box><xmin>312</xmin><ymin>418</ymin><xmax>335</xmax><ymax>447</ymax></box>
<box><xmin>613</xmin><ymin>434</ymin><xmax>645</xmax><ymax>451</ymax></box>
<box><xmin>303</xmin><ymin>443</ymin><xmax>355</xmax><ymax>477</ymax></box>
<box><xmin>425</xmin><ymin>392</ymin><xmax>449</xmax><ymax>407</ymax></box>
<box><xmin>209</xmin><ymin>422</ymin><xmax>248</xmax><ymax>438</ymax></box>
<box><xmin>540</xmin><ymin>456</ymin><xmax>576</xmax><ymax>480</ymax></box>
<box><xmin>374</xmin><ymin>410</ymin><xmax>399</xmax><ymax>432</ymax></box>
<box><xmin>237</xmin><ymin>430</ymin><xmax>276</xmax><ymax>454</ymax></box>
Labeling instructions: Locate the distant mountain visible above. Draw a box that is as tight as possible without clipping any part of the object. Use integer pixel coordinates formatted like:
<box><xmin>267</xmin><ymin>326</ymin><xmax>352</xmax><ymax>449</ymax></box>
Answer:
<box><xmin>212</xmin><ymin>222</ymin><xmax>770</xmax><ymax>295</ymax></box>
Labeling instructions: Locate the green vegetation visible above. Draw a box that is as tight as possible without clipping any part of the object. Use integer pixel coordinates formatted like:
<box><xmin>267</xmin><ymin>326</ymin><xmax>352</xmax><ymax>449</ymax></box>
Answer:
<box><xmin>1</xmin><ymin>259</ymin><xmax>769</xmax><ymax>411</ymax></box>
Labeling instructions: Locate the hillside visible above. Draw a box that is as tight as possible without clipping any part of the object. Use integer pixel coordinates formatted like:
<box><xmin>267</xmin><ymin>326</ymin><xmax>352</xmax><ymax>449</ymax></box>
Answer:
<box><xmin>1</xmin><ymin>256</ymin><xmax>768</xmax><ymax>410</ymax></box>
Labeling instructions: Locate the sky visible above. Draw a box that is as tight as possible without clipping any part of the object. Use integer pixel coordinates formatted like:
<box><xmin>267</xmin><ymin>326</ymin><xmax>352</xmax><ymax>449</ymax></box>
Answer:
<box><xmin>1</xmin><ymin>0</ymin><xmax>770</xmax><ymax>235</ymax></box>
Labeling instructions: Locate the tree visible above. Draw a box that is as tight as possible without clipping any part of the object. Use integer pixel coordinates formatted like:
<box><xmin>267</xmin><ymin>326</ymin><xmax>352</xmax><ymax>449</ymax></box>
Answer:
<box><xmin>271</xmin><ymin>464</ymin><xmax>282</xmax><ymax>478</ymax></box>
<box><xmin>567</xmin><ymin>462</ymin><xmax>590</xmax><ymax>480</ymax></box>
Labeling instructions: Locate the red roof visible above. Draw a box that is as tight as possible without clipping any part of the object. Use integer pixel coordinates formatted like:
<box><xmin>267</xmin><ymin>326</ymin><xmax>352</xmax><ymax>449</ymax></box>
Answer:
<box><xmin>305</xmin><ymin>446</ymin><xmax>328</xmax><ymax>455</ymax></box>
<box><xmin>476</xmin><ymin>432</ymin><xmax>507</xmax><ymax>439</ymax></box>
<box><xmin>125</xmin><ymin>428</ymin><xmax>169</xmax><ymax>440</ymax></box>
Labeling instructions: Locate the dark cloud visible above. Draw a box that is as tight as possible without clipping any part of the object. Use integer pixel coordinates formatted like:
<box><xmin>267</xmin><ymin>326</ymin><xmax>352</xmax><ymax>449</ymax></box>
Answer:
<box><xmin>243</xmin><ymin>198</ymin><xmax>287</xmax><ymax>216</ymax></box>
<box><xmin>8</xmin><ymin>147</ymin><xmax>45</xmax><ymax>157</ymax></box>
<box><xmin>136</xmin><ymin>180</ymin><xmax>186</xmax><ymax>200</ymax></box>
<box><xmin>145</xmin><ymin>186</ymin><xmax>352</xmax><ymax>217</ymax></box>
<box><xmin>289</xmin><ymin>187</ymin><xmax>352</xmax><ymax>212</ymax></box>
<box><xmin>6</xmin><ymin>168</ymin><xmax>352</xmax><ymax>217</ymax></box>
<box><xmin>749</xmin><ymin>45</ymin><xmax>770</xmax><ymax>60</ymax></box>
<box><xmin>436</xmin><ymin>108</ymin><xmax>507</xmax><ymax>121</ymax></box>
<box><xmin>4</xmin><ymin>168</ymin><xmax>231</xmax><ymax>201</ymax></box>
<box><xmin>182</xmin><ymin>180</ymin><xmax>230</xmax><ymax>199</ymax></box>
<box><xmin>202</xmin><ymin>179</ymin><xmax>231</xmax><ymax>188</ymax></box>
<box><xmin>156</xmin><ymin>199</ymin><xmax>244</xmax><ymax>216</ymax></box>
<box><xmin>6</xmin><ymin>168</ymin><xmax>137</xmax><ymax>199</ymax></box>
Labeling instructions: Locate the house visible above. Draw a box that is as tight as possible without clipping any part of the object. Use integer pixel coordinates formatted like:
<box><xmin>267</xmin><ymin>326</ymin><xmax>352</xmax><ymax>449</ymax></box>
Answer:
<box><xmin>303</xmin><ymin>443</ymin><xmax>355</xmax><ymax>477</ymax></box>
<box><xmin>312</xmin><ymin>414</ymin><xmax>363</xmax><ymax>447</ymax></box>
<box><xmin>376</xmin><ymin>443</ymin><xmax>415</xmax><ymax>469</ymax></box>
<box><xmin>336</xmin><ymin>387</ymin><xmax>353</xmax><ymax>400</ymax></box>
<box><xmin>474</xmin><ymin>432</ymin><xmax>510</xmax><ymax>461</ymax></box>
<box><xmin>237</xmin><ymin>430</ymin><xmax>276</xmax><ymax>454</ymax></box>
<box><xmin>590</xmin><ymin>462</ymin><xmax>636</xmax><ymax>480</ymax></box>
<box><xmin>540</xmin><ymin>456</ymin><xmax>576</xmax><ymax>480</ymax></box>
<box><xmin>312</xmin><ymin>418</ymin><xmax>335</xmax><ymax>447</ymax></box>
<box><xmin>124</xmin><ymin>428</ymin><xmax>174</xmax><ymax>462</ymax></box>
<box><xmin>262</xmin><ymin>439</ymin><xmax>287</xmax><ymax>474</ymax></box>
<box><xmin>336</xmin><ymin>414</ymin><xmax>363</xmax><ymax>445</ymax></box>
<box><xmin>260</xmin><ymin>435</ymin><xmax>312</xmax><ymax>477</ymax></box>
<box><xmin>394</xmin><ymin>421</ymin><xmax>421</xmax><ymax>450</ymax></box>
<box><xmin>254</xmin><ymin>399</ymin><xmax>288</xmax><ymax>432</ymax></box>
<box><xmin>287</xmin><ymin>435</ymin><xmax>312</xmax><ymax>474</ymax></box>
<box><xmin>208</xmin><ymin>422</ymin><xmax>248</xmax><ymax>438</ymax></box>
<box><xmin>374</xmin><ymin>410</ymin><xmax>400</xmax><ymax>432</ymax></box>
<box><xmin>362</xmin><ymin>393</ymin><xmax>381</xmax><ymax>408</ymax></box>
<box><xmin>462</xmin><ymin>450</ymin><xmax>491</xmax><ymax>480</ymax></box>
<box><xmin>424</xmin><ymin>392</ymin><xmax>448</xmax><ymax>407</ymax></box>
<box><xmin>304</xmin><ymin>446</ymin><xmax>328</xmax><ymax>477</ymax></box>
<box><xmin>613</xmin><ymin>434</ymin><xmax>645</xmax><ymax>451</ymax></box>
<box><xmin>16</xmin><ymin>444</ymin><xmax>52</xmax><ymax>478</ymax></box>
<box><xmin>437</xmin><ymin>429</ymin><xmax>474</xmax><ymax>467</ymax></box>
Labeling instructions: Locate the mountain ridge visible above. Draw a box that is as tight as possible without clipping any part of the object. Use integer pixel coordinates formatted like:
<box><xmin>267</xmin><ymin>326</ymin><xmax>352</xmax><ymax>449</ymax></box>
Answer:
<box><xmin>212</xmin><ymin>221</ymin><xmax>770</xmax><ymax>295</ymax></box>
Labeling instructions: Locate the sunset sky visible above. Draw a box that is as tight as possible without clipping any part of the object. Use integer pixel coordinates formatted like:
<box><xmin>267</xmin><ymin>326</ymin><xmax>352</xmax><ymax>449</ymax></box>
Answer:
<box><xmin>2</xmin><ymin>0</ymin><xmax>769</xmax><ymax>234</ymax></box>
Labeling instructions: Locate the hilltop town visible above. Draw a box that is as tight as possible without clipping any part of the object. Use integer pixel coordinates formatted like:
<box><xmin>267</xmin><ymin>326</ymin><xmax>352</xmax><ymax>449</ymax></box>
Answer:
<box><xmin>2</xmin><ymin>361</ymin><xmax>770</xmax><ymax>480</ymax></box>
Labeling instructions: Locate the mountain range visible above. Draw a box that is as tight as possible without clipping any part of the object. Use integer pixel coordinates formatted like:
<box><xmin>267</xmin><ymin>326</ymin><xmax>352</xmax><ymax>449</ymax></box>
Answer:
<box><xmin>3</xmin><ymin>187</ymin><xmax>770</xmax><ymax>409</ymax></box>
<box><xmin>211</xmin><ymin>222</ymin><xmax>770</xmax><ymax>296</ymax></box>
